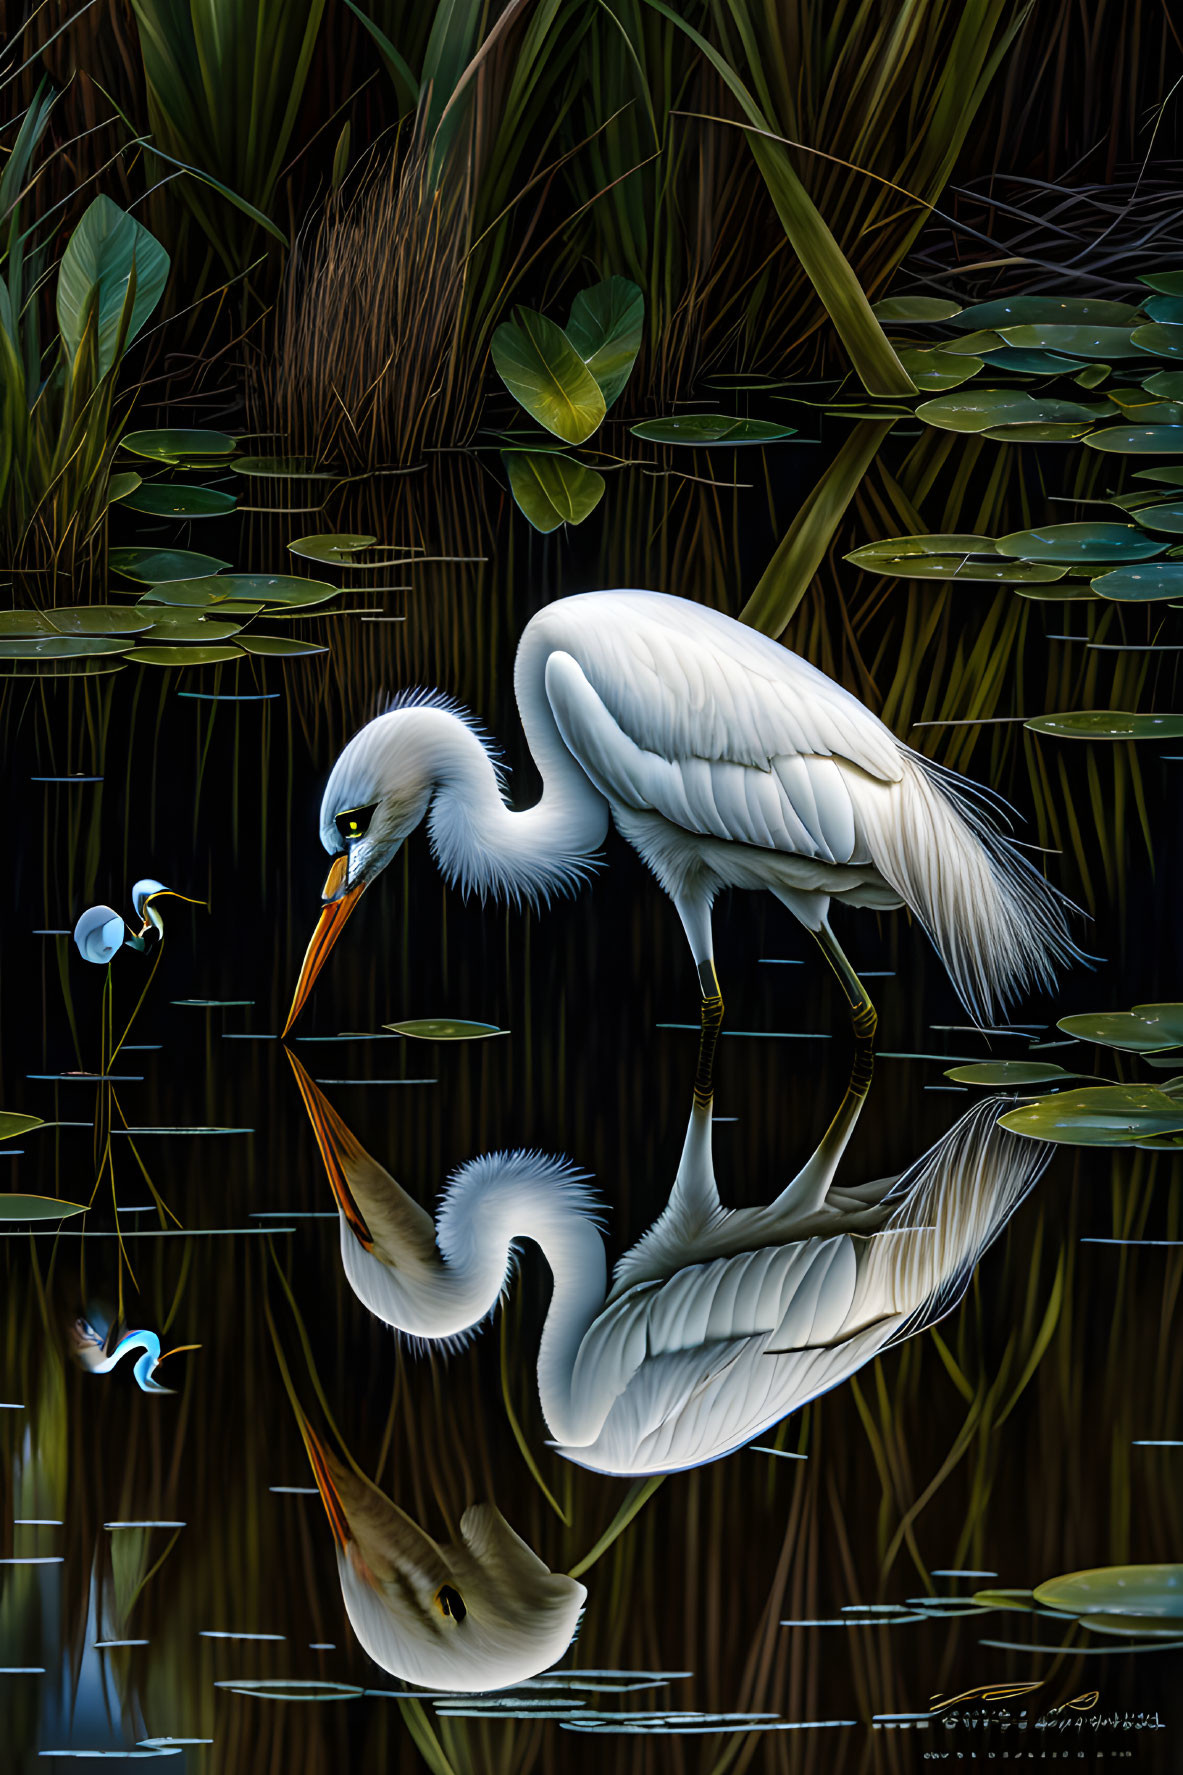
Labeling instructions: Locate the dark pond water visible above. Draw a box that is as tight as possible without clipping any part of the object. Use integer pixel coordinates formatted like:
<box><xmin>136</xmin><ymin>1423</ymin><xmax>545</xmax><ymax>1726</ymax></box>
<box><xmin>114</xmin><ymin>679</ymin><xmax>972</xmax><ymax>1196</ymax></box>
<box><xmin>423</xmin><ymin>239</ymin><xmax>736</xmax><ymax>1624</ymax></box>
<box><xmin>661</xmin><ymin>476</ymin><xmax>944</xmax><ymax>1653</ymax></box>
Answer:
<box><xmin>1</xmin><ymin>442</ymin><xmax>1180</xmax><ymax>1772</ymax></box>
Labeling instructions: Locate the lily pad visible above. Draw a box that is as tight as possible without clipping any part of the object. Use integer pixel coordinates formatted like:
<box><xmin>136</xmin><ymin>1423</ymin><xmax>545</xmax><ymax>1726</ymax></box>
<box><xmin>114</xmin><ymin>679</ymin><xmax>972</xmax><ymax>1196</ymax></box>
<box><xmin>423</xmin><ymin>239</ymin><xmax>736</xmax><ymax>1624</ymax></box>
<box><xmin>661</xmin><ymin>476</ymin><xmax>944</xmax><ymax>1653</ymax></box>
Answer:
<box><xmin>138</xmin><ymin>616</ymin><xmax>244</xmax><ymax>643</ymax></box>
<box><xmin>141</xmin><ymin>574</ymin><xmax>336</xmax><ymax>611</ymax></box>
<box><xmin>384</xmin><ymin>1019</ymin><xmax>504</xmax><ymax>1041</ymax></box>
<box><xmin>0</xmin><ymin>636</ymin><xmax>131</xmax><ymax>659</ymax></box>
<box><xmin>236</xmin><ymin>636</ymin><xmax>328</xmax><ymax>656</ymax></box>
<box><xmin>1135</xmin><ymin>502</ymin><xmax>1183</xmax><ymax>534</ymax></box>
<box><xmin>121</xmin><ymin>428</ymin><xmax>236</xmax><ymax>461</ymax></box>
<box><xmin>1074</xmin><ymin>363</ymin><xmax>1111</xmax><ymax>388</ymax></box>
<box><xmin>982</xmin><ymin>421</ymin><xmax>1094</xmax><ymax>442</ymax></box>
<box><xmin>1025</xmin><ymin>710</ymin><xmax>1183</xmax><ymax>739</ymax></box>
<box><xmin>565</xmin><ymin>277</ymin><xmax>643</xmax><ymax>407</ymax></box>
<box><xmin>1093</xmin><ymin>563</ymin><xmax>1183</xmax><ymax>601</ymax></box>
<box><xmin>1014</xmin><ymin>582</ymin><xmax>1100</xmax><ymax>601</ymax></box>
<box><xmin>630</xmin><ymin>415</ymin><xmax>796</xmax><ymax>445</ymax></box>
<box><xmin>999</xmin><ymin>324</ymin><xmax>1144</xmax><ymax>358</ymax></box>
<box><xmin>954</xmin><ymin>298</ymin><xmax>1140</xmax><ymax>330</ymax></box>
<box><xmin>503</xmin><ymin>451</ymin><xmax>605</xmax><ymax>531</ymax></box>
<box><xmin>43</xmin><ymin>607</ymin><xmax>156</xmax><ymax>635</ymax></box>
<box><xmin>109</xmin><ymin>547</ymin><xmax>231</xmax><ymax>583</ymax></box>
<box><xmin>871</xmin><ymin>296</ymin><xmax>962</xmax><ymax>323</ymax></box>
<box><xmin>0</xmin><ymin>1194</ymin><xmax>85</xmax><ymax>1220</ymax></box>
<box><xmin>491</xmin><ymin>308</ymin><xmax>606</xmax><ymax>445</ymax></box>
<box><xmin>1132</xmin><ymin>463</ymin><xmax>1183</xmax><ymax>485</ymax></box>
<box><xmin>1033</xmin><ymin>1566</ymin><xmax>1183</xmax><ymax>1621</ymax></box>
<box><xmin>1058</xmin><ymin>1010</ymin><xmax>1183</xmax><ymax>1051</ymax></box>
<box><xmin>847</xmin><ymin>533</ymin><xmax>996</xmax><ymax>561</ymax></box>
<box><xmin>915</xmin><ymin>389</ymin><xmax>1107</xmax><ymax>433</ymax></box>
<box><xmin>995</xmin><ymin>523</ymin><xmax>1165</xmax><ymax>564</ymax></box>
<box><xmin>1104</xmin><ymin>387</ymin><xmax>1183</xmax><ymax>422</ymax></box>
<box><xmin>980</xmin><ymin>348</ymin><xmax>1088</xmax><ymax>375</ymax></box>
<box><xmin>231</xmin><ymin>456</ymin><xmax>338</xmax><ymax>479</ymax></box>
<box><xmin>944</xmin><ymin>1060</ymin><xmax>1086</xmax><ymax>1085</ymax></box>
<box><xmin>0</xmin><ymin>1113</ymin><xmax>44</xmax><ymax>1141</ymax></box>
<box><xmin>132</xmin><ymin>645</ymin><xmax>244</xmax><ymax>666</ymax></box>
<box><xmin>107</xmin><ymin>472</ymin><xmax>141</xmax><ymax>502</ymax></box>
<box><xmin>894</xmin><ymin>347</ymin><xmax>983</xmax><ymax>392</ymax></box>
<box><xmin>1143</xmin><ymin>371</ymin><xmax>1183</xmax><ymax>401</ymax></box>
<box><xmin>287</xmin><ymin>533</ymin><xmax>397</xmax><ymax>567</ymax></box>
<box><xmin>1131</xmin><ymin>323</ymin><xmax>1183</xmax><ymax>360</ymax></box>
<box><xmin>1141</xmin><ymin>272</ymin><xmax>1183</xmax><ymax>297</ymax></box>
<box><xmin>121</xmin><ymin>484</ymin><xmax>236</xmax><ymax>517</ymax></box>
<box><xmin>998</xmin><ymin>1085</ymin><xmax>1183</xmax><ymax>1146</ymax></box>
<box><xmin>1084</xmin><ymin>425</ymin><xmax>1183</xmax><ymax>454</ymax></box>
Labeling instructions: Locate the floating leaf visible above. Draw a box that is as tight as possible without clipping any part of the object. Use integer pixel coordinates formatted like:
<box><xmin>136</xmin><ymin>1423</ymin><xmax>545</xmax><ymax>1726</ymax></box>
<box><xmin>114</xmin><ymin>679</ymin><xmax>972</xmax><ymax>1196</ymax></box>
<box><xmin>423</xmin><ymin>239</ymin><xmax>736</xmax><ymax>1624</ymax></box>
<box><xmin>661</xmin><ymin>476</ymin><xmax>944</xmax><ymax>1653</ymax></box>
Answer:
<box><xmin>1132</xmin><ymin>1004</ymin><xmax>1183</xmax><ymax>1044</ymax></box>
<box><xmin>1014</xmin><ymin>582</ymin><xmax>1100</xmax><ymax>601</ymax></box>
<box><xmin>893</xmin><ymin>347</ymin><xmax>983</xmax><ymax>391</ymax></box>
<box><xmin>1135</xmin><ymin>502</ymin><xmax>1183</xmax><ymax>534</ymax></box>
<box><xmin>132</xmin><ymin>645</ymin><xmax>244</xmax><ymax>666</ymax></box>
<box><xmin>1058</xmin><ymin>1010</ymin><xmax>1182</xmax><ymax>1052</ymax></box>
<box><xmin>996</xmin><ymin>523</ymin><xmax>1164</xmax><ymax>564</ymax></box>
<box><xmin>565</xmin><ymin>277</ymin><xmax>643</xmax><ymax>407</ymax></box>
<box><xmin>237</xmin><ymin>636</ymin><xmax>328</xmax><ymax>656</ymax></box>
<box><xmin>122</xmin><ymin>428</ymin><xmax>235</xmax><ymax>461</ymax></box>
<box><xmin>1143</xmin><ymin>371</ymin><xmax>1183</xmax><ymax>401</ymax></box>
<box><xmin>384</xmin><ymin>1019</ymin><xmax>504</xmax><ymax>1040</ymax></box>
<box><xmin>0</xmin><ymin>1194</ymin><xmax>85</xmax><ymax>1220</ymax></box>
<box><xmin>915</xmin><ymin>389</ymin><xmax>1106</xmax><ymax>433</ymax></box>
<box><xmin>630</xmin><ymin>415</ymin><xmax>796</xmax><ymax>445</ymax></box>
<box><xmin>503</xmin><ymin>452</ymin><xmax>605</xmax><ymax>531</ymax></box>
<box><xmin>1074</xmin><ymin>362</ymin><xmax>1111</xmax><ymax>388</ymax></box>
<box><xmin>941</xmin><ymin>329</ymin><xmax>1005</xmax><ymax>357</ymax></box>
<box><xmin>141</xmin><ymin>574</ymin><xmax>336</xmax><ymax>610</ymax></box>
<box><xmin>139</xmin><ymin>616</ymin><xmax>244</xmax><ymax>643</ymax></box>
<box><xmin>1025</xmin><ymin>710</ymin><xmax>1183</xmax><ymax>739</ymax></box>
<box><xmin>491</xmin><ymin>308</ymin><xmax>606</xmax><ymax>444</ymax></box>
<box><xmin>0</xmin><ymin>1113</ymin><xmax>44</xmax><ymax>1142</ymax></box>
<box><xmin>1130</xmin><ymin>322</ymin><xmax>1183</xmax><ymax>360</ymax></box>
<box><xmin>1132</xmin><ymin>463</ymin><xmax>1183</xmax><ymax>485</ymax></box>
<box><xmin>1033</xmin><ymin>1567</ymin><xmax>1183</xmax><ymax>1621</ymax></box>
<box><xmin>980</xmin><ymin>348</ymin><xmax>1087</xmax><ymax>375</ymax></box>
<box><xmin>287</xmin><ymin>533</ymin><xmax>396</xmax><ymax>567</ymax></box>
<box><xmin>945</xmin><ymin>1060</ymin><xmax>1086</xmax><ymax>1085</ymax></box>
<box><xmin>107</xmin><ymin>472</ymin><xmax>141</xmax><ymax>502</ymax></box>
<box><xmin>981</xmin><ymin>421</ymin><xmax>1093</xmax><ymax>442</ymax></box>
<box><xmin>121</xmin><ymin>484</ymin><xmax>236</xmax><ymax>517</ymax></box>
<box><xmin>1140</xmin><ymin>271</ymin><xmax>1183</xmax><ymax>297</ymax></box>
<box><xmin>847</xmin><ymin>533</ymin><xmax>996</xmax><ymax>561</ymax></box>
<box><xmin>1084</xmin><ymin>425</ymin><xmax>1183</xmax><ymax>454</ymax></box>
<box><xmin>954</xmin><ymin>298</ymin><xmax>1140</xmax><ymax>330</ymax></box>
<box><xmin>231</xmin><ymin>456</ymin><xmax>338</xmax><ymax>479</ymax></box>
<box><xmin>870</xmin><ymin>296</ymin><xmax>962</xmax><ymax>323</ymax></box>
<box><xmin>998</xmin><ymin>1086</ymin><xmax>1183</xmax><ymax>1146</ymax></box>
<box><xmin>43</xmin><ymin>607</ymin><xmax>156</xmax><ymax>635</ymax></box>
<box><xmin>1104</xmin><ymin>387</ymin><xmax>1183</xmax><ymax>423</ymax></box>
<box><xmin>999</xmin><ymin>324</ymin><xmax>1144</xmax><ymax>358</ymax></box>
<box><xmin>109</xmin><ymin>547</ymin><xmax>231</xmax><ymax>583</ymax></box>
<box><xmin>1093</xmin><ymin>563</ymin><xmax>1183</xmax><ymax>601</ymax></box>
<box><xmin>56</xmin><ymin>196</ymin><xmax>169</xmax><ymax>380</ymax></box>
<box><xmin>0</xmin><ymin>636</ymin><xmax>131</xmax><ymax>659</ymax></box>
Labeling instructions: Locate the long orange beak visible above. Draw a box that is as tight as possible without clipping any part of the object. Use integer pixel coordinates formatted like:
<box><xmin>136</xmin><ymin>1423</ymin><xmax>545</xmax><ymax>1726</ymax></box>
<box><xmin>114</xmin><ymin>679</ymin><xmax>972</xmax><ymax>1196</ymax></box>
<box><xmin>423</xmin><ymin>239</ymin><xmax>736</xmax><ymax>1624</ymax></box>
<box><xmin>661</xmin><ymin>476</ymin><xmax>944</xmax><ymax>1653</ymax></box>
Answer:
<box><xmin>298</xmin><ymin>1417</ymin><xmax>351</xmax><ymax>1553</ymax></box>
<box><xmin>282</xmin><ymin>855</ymin><xmax>366</xmax><ymax>1038</ymax></box>
<box><xmin>284</xmin><ymin>1049</ymin><xmax>374</xmax><ymax>1249</ymax></box>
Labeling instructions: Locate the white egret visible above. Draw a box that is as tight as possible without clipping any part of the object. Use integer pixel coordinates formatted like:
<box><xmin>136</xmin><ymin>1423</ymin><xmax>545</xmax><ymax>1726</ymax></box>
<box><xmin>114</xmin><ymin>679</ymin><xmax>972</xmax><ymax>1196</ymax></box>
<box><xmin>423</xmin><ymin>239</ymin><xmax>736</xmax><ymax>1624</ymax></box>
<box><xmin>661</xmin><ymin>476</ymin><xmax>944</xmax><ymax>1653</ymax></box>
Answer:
<box><xmin>288</xmin><ymin>1052</ymin><xmax>1051</xmax><ymax>1477</ymax></box>
<box><xmin>283</xmin><ymin>590</ymin><xmax>1079</xmax><ymax>1092</ymax></box>
<box><xmin>71</xmin><ymin>1315</ymin><xmax>199</xmax><ymax>1394</ymax></box>
<box><xmin>297</xmin><ymin>1416</ymin><xmax>586</xmax><ymax>1692</ymax></box>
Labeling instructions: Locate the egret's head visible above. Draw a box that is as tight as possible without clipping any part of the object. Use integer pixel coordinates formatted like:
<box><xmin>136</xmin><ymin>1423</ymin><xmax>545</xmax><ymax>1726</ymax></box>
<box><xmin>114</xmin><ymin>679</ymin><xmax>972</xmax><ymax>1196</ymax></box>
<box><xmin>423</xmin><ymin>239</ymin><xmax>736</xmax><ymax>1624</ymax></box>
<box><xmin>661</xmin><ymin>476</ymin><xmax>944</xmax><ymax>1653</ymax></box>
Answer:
<box><xmin>284</xmin><ymin>699</ymin><xmax>463</xmax><ymax>1035</ymax></box>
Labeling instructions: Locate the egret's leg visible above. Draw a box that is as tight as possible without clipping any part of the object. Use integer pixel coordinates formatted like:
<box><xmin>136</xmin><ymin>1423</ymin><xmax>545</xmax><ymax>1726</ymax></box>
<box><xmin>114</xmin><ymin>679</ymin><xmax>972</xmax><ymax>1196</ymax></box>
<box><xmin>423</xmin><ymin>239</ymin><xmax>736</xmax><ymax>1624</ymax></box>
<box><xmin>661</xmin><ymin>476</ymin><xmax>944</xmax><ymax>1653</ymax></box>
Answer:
<box><xmin>694</xmin><ymin>958</ymin><xmax>725</xmax><ymax>1110</ymax></box>
<box><xmin>813</xmin><ymin>918</ymin><xmax>877</xmax><ymax>1044</ymax></box>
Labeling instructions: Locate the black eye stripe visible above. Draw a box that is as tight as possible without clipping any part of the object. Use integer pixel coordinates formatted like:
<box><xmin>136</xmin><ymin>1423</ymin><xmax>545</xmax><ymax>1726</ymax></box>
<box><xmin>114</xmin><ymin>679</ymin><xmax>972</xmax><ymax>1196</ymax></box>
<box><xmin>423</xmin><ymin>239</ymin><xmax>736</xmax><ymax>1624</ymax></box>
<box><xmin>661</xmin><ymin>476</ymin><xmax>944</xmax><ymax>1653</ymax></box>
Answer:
<box><xmin>334</xmin><ymin>801</ymin><xmax>379</xmax><ymax>842</ymax></box>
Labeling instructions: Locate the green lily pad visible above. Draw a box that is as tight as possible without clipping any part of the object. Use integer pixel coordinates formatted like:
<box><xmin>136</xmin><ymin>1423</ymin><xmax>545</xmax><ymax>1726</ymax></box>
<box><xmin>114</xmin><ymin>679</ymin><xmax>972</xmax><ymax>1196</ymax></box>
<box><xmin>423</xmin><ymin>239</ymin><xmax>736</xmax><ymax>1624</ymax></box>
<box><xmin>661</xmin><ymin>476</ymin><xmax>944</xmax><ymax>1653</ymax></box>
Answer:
<box><xmin>236</xmin><ymin>636</ymin><xmax>329</xmax><ymax>656</ymax></box>
<box><xmin>1058</xmin><ymin>1009</ymin><xmax>1183</xmax><ymax>1052</ymax></box>
<box><xmin>870</xmin><ymin>296</ymin><xmax>962</xmax><ymax>323</ymax></box>
<box><xmin>141</xmin><ymin>574</ymin><xmax>336</xmax><ymax>611</ymax></box>
<box><xmin>999</xmin><ymin>324</ymin><xmax>1144</xmax><ymax>357</ymax></box>
<box><xmin>1105</xmin><ymin>387</ymin><xmax>1183</xmax><ymax>422</ymax></box>
<box><xmin>132</xmin><ymin>645</ymin><xmax>244</xmax><ymax>666</ymax></box>
<box><xmin>915</xmin><ymin>389</ymin><xmax>1107</xmax><ymax>433</ymax></box>
<box><xmin>1075</xmin><ymin>363</ymin><xmax>1111</xmax><ymax>388</ymax></box>
<box><xmin>1131</xmin><ymin>1003</ymin><xmax>1183</xmax><ymax>1043</ymax></box>
<box><xmin>995</xmin><ymin>523</ymin><xmax>1164</xmax><ymax>563</ymax></box>
<box><xmin>565</xmin><ymin>276</ymin><xmax>643</xmax><ymax>408</ymax></box>
<box><xmin>231</xmin><ymin>456</ymin><xmax>338</xmax><ymax>479</ymax></box>
<box><xmin>1084</xmin><ymin>425</ymin><xmax>1183</xmax><ymax>454</ymax></box>
<box><xmin>1034</xmin><ymin>1566</ymin><xmax>1183</xmax><ymax>1621</ymax></box>
<box><xmin>384</xmin><ymin>1019</ymin><xmax>504</xmax><ymax>1040</ymax></box>
<box><xmin>121</xmin><ymin>484</ymin><xmax>236</xmax><ymax>517</ymax></box>
<box><xmin>1093</xmin><ymin>563</ymin><xmax>1183</xmax><ymax>600</ymax></box>
<box><xmin>108</xmin><ymin>547</ymin><xmax>231</xmax><ymax>583</ymax></box>
<box><xmin>138</xmin><ymin>615</ymin><xmax>244</xmax><ymax>643</ymax></box>
<box><xmin>0</xmin><ymin>1194</ymin><xmax>85</xmax><ymax>1220</ymax></box>
<box><xmin>980</xmin><ymin>348</ymin><xmax>1087</xmax><ymax>375</ymax></box>
<box><xmin>894</xmin><ymin>347</ymin><xmax>983</xmax><ymax>391</ymax></box>
<box><xmin>0</xmin><ymin>608</ymin><xmax>155</xmax><ymax>638</ymax></box>
<box><xmin>945</xmin><ymin>1060</ymin><xmax>1086</xmax><ymax>1085</ymax></box>
<box><xmin>107</xmin><ymin>472</ymin><xmax>141</xmax><ymax>502</ymax></box>
<box><xmin>970</xmin><ymin>1589</ymin><xmax>1038</xmax><ymax>1614</ymax></box>
<box><xmin>954</xmin><ymin>298</ymin><xmax>1140</xmax><ymax>330</ymax></box>
<box><xmin>846</xmin><ymin>533</ymin><xmax>996</xmax><ymax>561</ymax></box>
<box><xmin>1025</xmin><ymin>709</ymin><xmax>1183</xmax><ymax>739</ymax></box>
<box><xmin>491</xmin><ymin>307</ymin><xmax>606</xmax><ymax>445</ymax></box>
<box><xmin>936</xmin><ymin>329</ymin><xmax>1005</xmax><ymax>357</ymax></box>
<box><xmin>1131</xmin><ymin>322</ymin><xmax>1183</xmax><ymax>360</ymax></box>
<box><xmin>503</xmin><ymin>451</ymin><xmax>605</xmax><ymax>531</ymax></box>
<box><xmin>1143</xmin><ymin>371</ymin><xmax>1183</xmax><ymax>401</ymax></box>
<box><xmin>122</xmin><ymin>428</ymin><xmax>236</xmax><ymax>461</ymax></box>
<box><xmin>0</xmin><ymin>636</ymin><xmax>131</xmax><ymax>659</ymax></box>
<box><xmin>1014</xmin><ymin>582</ymin><xmax>1100</xmax><ymax>601</ymax></box>
<box><xmin>287</xmin><ymin>533</ymin><xmax>397</xmax><ymax>567</ymax></box>
<box><xmin>1135</xmin><ymin>502</ymin><xmax>1183</xmax><ymax>534</ymax></box>
<box><xmin>1132</xmin><ymin>463</ymin><xmax>1183</xmax><ymax>485</ymax></box>
<box><xmin>0</xmin><ymin>1113</ymin><xmax>44</xmax><ymax>1141</ymax></box>
<box><xmin>981</xmin><ymin>421</ymin><xmax>1094</xmax><ymax>442</ymax></box>
<box><xmin>630</xmin><ymin>415</ymin><xmax>796</xmax><ymax>445</ymax></box>
<box><xmin>1141</xmin><ymin>272</ymin><xmax>1183</xmax><ymax>297</ymax></box>
<box><xmin>998</xmin><ymin>1085</ymin><xmax>1183</xmax><ymax>1145</ymax></box>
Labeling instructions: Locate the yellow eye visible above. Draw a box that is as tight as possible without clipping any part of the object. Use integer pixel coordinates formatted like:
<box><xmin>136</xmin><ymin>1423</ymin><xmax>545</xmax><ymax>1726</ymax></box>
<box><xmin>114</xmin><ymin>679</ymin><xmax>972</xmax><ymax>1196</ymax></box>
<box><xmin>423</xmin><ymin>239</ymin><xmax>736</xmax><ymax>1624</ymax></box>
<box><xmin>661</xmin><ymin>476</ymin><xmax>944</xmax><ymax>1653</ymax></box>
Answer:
<box><xmin>435</xmin><ymin>1584</ymin><xmax>466</xmax><ymax>1622</ymax></box>
<box><xmin>334</xmin><ymin>802</ymin><xmax>378</xmax><ymax>843</ymax></box>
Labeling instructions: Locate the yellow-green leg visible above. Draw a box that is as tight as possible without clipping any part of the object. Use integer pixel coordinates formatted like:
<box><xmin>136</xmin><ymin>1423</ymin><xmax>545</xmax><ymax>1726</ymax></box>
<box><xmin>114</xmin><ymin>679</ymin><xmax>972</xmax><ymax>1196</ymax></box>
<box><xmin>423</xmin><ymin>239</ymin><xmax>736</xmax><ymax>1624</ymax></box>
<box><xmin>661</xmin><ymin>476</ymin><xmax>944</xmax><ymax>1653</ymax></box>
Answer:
<box><xmin>813</xmin><ymin>919</ymin><xmax>878</xmax><ymax>1046</ymax></box>
<box><xmin>694</xmin><ymin>959</ymin><xmax>725</xmax><ymax>1109</ymax></box>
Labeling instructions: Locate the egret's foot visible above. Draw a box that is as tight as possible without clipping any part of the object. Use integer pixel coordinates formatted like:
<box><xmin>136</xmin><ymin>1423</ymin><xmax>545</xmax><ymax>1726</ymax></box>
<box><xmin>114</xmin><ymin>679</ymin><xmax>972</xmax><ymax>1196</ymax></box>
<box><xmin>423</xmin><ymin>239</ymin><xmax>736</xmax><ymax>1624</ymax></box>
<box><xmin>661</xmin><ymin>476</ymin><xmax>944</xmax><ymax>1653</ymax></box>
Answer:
<box><xmin>693</xmin><ymin>960</ymin><xmax>724</xmax><ymax>1108</ymax></box>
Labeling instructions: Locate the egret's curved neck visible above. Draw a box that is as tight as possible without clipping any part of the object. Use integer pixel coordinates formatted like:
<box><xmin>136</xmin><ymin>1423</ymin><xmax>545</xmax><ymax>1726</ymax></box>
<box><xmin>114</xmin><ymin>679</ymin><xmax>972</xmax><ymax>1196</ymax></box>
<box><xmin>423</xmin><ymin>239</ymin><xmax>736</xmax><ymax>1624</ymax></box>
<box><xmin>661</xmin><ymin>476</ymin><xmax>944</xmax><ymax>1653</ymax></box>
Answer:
<box><xmin>423</xmin><ymin>711</ymin><xmax>608</xmax><ymax>906</ymax></box>
<box><xmin>91</xmin><ymin>1330</ymin><xmax>158</xmax><ymax>1374</ymax></box>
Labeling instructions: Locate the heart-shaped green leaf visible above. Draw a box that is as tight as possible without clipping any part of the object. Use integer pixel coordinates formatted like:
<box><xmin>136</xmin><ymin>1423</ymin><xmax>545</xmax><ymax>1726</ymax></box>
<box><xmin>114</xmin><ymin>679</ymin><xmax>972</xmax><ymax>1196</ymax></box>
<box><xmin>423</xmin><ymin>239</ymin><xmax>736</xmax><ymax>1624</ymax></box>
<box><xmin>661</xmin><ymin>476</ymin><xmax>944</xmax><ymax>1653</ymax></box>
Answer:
<box><xmin>491</xmin><ymin>308</ymin><xmax>606</xmax><ymax>444</ymax></box>
<box><xmin>56</xmin><ymin>196</ymin><xmax>168</xmax><ymax>380</ymax></box>
<box><xmin>565</xmin><ymin>277</ymin><xmax>643</xmax><ymax>407</ymax></box>
<box><xmin>503</xmin><ymin>451</ymin><xmax>605</xmax><ymax>531</ymax></box>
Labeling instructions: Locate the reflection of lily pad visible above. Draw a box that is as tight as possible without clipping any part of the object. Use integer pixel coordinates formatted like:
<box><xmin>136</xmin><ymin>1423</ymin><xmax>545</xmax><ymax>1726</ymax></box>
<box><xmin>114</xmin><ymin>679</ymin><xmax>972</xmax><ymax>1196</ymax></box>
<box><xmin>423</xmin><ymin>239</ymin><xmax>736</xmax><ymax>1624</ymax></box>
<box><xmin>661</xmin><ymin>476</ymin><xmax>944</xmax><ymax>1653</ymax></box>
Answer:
<box><xmin>122</xmin><ymin>428</ymin><xmax>235</xmax><ymax>461</ymax></box>
<box><xmin>945</xmin><ymin>1060</ymin><xmax>1086</xmax><ymax>1085</ymax></box>
<box><xmin>1093</xmin><ymin>563</ymin><xmax>1183</xmax><ymax>600</ymax></box>
<box><xmin>503</xmin><ymin>451</ymin><xmax>605</xmax><ymax>531</ymax></box>
<box><xmin>0</xmin><ymin>1194</ymin><xmax>85</xmax><ymax>1220</ymax></box>
<box><xmin>630</xmin><ymin>415</ymin><xmax>796</xmax><ymax>445</ymax></box>
<box><xmin>871</xmin><ymin>296</ymin><xmax>962</xmax><ymax>323</ymax></box>
<box><xmin>0</xmin><ymin>636</ymin><xmax>131</xmax><ymax>659</ymax></box>
<box><xmin>1034</xmin><ymin>1566</ymin><xmax>1183</xmax><ymax>1622</ymax></box>
<box><xmin>237</xmin><ymin>636</ymin><xmax>328</xmax><ymax>656</ymax></box>
<box><xmin>1058</xmin><ymin>1006</ymin><xmax>1183</xmax><ymax>1050</ymax></box>
<box><xmin>384</xmin><ymin>1020</ymin><xmax>504</xmax><ymax>1040</ymax></box>
<box><xmin>231</xmin><ymin>456</ymin><xmax>338</xmax><ymax>479</ymax></box>
<box><xmin>998</xmin><ymin>1085</ymin><xmax>1183</xmax><ymax>1145</ymax></box>
<box><xmin>0</xmin><ymin>1113</ymin><xmax>44</xmax><ymax>1141</ymax></box>
<box><xmin>996</xmin><ymin>523</ymin><xmax>1164</xmax><ymax>563</ymax></box>
<box><xmin>1025</xmin><ymin>710</ymin><xmax>1183</xmax><ymax>739</ymax></box>
<box><xmin>954</xmin><ymin>298</ymin><xmax>1139</xmax><ymax>329</ymax></box>
<box><xmin>109</xmin><ymin>547</ymin><xmax>231</xmax><ymax>583</ymax></box>
<box><xmin>1084</xmin><ymin>425</ymin><xmax>1183</xmax><ymax>454</ymax></box>
<box><xmin>121</xmin><ymin>484</ymin><xmax>237</xmax><ymax>517</ymax></box>
<box><xmin>132</xmin><ymin>645</ymin><xmax>244</xmax><ymax>666</ymax></box>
